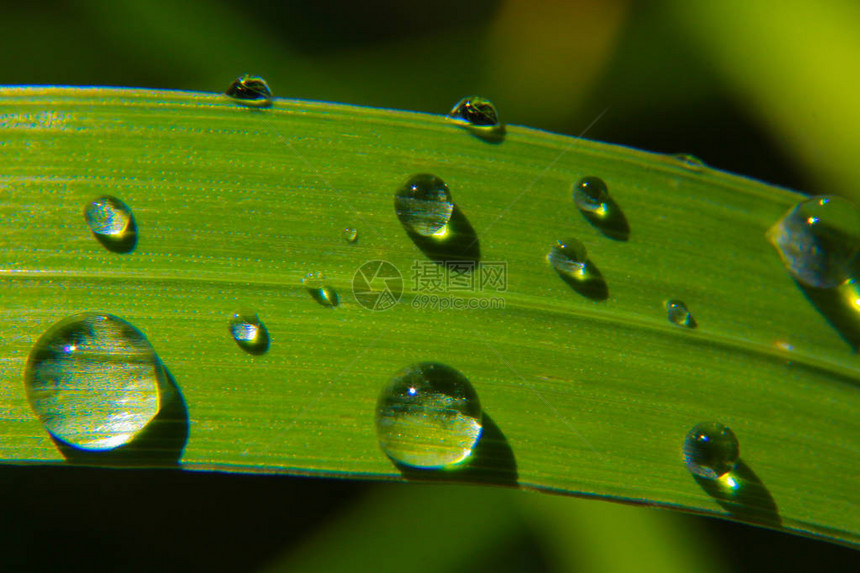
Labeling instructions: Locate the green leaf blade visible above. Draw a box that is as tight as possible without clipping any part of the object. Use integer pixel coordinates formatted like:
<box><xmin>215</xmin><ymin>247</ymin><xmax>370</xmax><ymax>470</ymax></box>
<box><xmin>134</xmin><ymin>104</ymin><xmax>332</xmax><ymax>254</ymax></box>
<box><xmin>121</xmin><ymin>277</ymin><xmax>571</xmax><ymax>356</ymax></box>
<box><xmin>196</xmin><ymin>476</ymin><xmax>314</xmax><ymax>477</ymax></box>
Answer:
<box><xmin>1</xmin><ymin>87</ymin><xmax>858</xmax><ymax>547</ymax></box>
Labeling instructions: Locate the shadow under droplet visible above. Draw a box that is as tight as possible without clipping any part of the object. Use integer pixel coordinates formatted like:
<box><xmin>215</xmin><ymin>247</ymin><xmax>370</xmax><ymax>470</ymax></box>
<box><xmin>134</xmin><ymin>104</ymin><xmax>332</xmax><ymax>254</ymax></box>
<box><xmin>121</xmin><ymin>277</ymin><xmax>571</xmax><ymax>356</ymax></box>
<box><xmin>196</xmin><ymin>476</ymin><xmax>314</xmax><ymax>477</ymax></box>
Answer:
<box><xmin>580</xmin><ymin>198</ymin><xmax>629</xmax><ymax>242</ymax></box>
<box><xmin>394</xmin><ymin>412</ymin><xmax>518</xmax><ymax>487</ymax></box>
<box><xmin>555</xmin><ymin>260</ymin><xmax>609</xmax><ymax>301</ymax></box>
<box><xmin>795</xmin><ymin>278</ymin><xmax>860</xmax><ymax>351</ymax></box>
<box><xmin>404</xmin><ymin>205</ymin><xmax>481</xmax><ymax>264</ymax></box>
<box><xmin>93</xmin><ymin>218</ymin><xmax>138</xmax><ymax>254</ymax></box>
<box><xmin>55</xmin><ymin>361</ymin><xmax>189</xmax><ymax>467</ymax></box>
<box><xmin>693</xmin><ymin>459</ymin><xmax>781</xmax><ymax>528</ymax></box>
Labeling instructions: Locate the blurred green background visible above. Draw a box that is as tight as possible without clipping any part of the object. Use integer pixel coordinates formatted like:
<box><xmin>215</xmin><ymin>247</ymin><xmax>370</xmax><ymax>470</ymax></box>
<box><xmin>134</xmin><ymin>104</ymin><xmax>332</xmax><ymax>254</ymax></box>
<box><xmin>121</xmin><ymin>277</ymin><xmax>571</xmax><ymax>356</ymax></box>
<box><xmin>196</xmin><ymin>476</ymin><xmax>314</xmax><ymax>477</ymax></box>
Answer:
<box><xmin>2</xmin><ymin>0</ymin><xmax>859</xmax><ymax>571</ymax></box>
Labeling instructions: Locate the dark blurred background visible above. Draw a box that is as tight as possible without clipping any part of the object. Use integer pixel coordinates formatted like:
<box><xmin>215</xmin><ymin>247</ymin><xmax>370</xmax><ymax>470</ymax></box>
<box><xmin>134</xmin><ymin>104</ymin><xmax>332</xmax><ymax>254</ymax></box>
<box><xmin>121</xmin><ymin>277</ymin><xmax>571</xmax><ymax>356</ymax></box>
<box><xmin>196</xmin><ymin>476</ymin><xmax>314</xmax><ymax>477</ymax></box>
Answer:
<box><xmin>2</xmin><ymin>1</ymin><xmax>859</xmax><ymax>571</ymax></box>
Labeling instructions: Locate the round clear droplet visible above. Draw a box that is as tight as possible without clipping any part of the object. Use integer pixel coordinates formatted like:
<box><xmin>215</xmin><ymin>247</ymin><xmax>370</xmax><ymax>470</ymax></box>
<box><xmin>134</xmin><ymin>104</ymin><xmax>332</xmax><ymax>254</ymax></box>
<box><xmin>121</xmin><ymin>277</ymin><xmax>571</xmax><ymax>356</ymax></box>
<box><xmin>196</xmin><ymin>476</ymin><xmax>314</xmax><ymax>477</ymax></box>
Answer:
<box><xmin>683</xmin><ymin>421</ymin><xmax>740</xmax><ymax>479</ymax></box>
<box><xmin>548</xmin><ymin>237</ymin><xmax>588</xmax><ymax>279</ymax></box>
<box><xmin>767</xmin><ymin>195</ymin><xmax>860</xmax><ymax>288</ymax></box>
<box><xmin>24</xmin><ymin>313</ymin><xmax>162</xmax><ymax>451</ymax></box>
<box><xmin>342</xmin><ymin>227</ymin><xmax>358</xmax><ymax>244</ymax></box>
<box><xmin>229</xmin><ymin>311</ymin><xmax>270</xmax><ymax>355</ymax></box>
<box><xmin>573</xmin><ymin>176</ymin><xmax>610</xmax><ymax>215</ymax></box>
<box><xmin>394</xmin><ymin>174</ymin><xmax>455</xmax><ymax>238</ymax></box>
<box><xmin>666</xmin><ymin>299</ymin><xmax>696</xmax><ymax>328</ymax></box>
<box><xmin>375</xmin><ymin>362</ymin><xmax>483</xmax><ymax>469</ymax></box>
<box><xmin>447</xmin><ymin>96</ymin><xmax>500</xmax><ymax>128</ymax></box>
<box><xmin>225</xmin><ymin>74</ymin><xmax>273</xmax><ymax>108</ymax></box>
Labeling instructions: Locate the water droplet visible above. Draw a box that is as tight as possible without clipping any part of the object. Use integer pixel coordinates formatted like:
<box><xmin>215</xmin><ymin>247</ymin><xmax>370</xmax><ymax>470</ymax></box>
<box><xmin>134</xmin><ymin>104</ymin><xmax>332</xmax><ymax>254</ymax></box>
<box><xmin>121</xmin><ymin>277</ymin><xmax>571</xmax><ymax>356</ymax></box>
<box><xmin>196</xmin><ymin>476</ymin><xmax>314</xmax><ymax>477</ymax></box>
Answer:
<box><xmin>448</xmin><ymin>96</ymin><xmax>500</xmax><ymax>127</ymax></box>
<box><xmin>666</xmin><ymin>299</ymin><xmax>696</xmax><ymax>328</ymax></box>
<box><xmin>225</xmin><ymin>74</ymin><xmax>273</xmax><ymax>108</ymax></box>
<box><xmin>394</xmin><ymin>174</ymin><xmax>454</xmax><ymax>238</ymax></box>
<box><xmin>548</xmin><ymin>238</ymin><xmax>608</xmax><ymax>299</ymax></box>
<box><xmin>229</xmin><ymin>311</ymin><xmax>270</xmax><ymax>355</ymax></box>
<box><xmin>683</xmin><ymin>421</ymin><xmax>740</xmax><ymax>479</ymax></box>
<box><xmin>672</xmin><ymin>154</ymin><xmax>707</xmax><ymax>171</ymax></box>
<box><xmin>302</xmin><ymin>272</ymin><xmax>339</xmax><ymax>308</ymax></box>
<box><xmin>447</xmin><ymin>96</ymin><xmax>505</xmax><ymax>142</ymax></box>
<box><xmin>24</xmin><ymin>313</ymin><xmax>162</xmax><ymax>451</ymax></box>
<box><xmin>84</xmin><ymin>195</ymin><xmax>137</xmax><ymax>253</ymax></box>
<box><xmin>548</xmin><ymin>237</ymin><xmax>588</xmax><ymax>279</ymax></box>
<box><xmin>766</xmin><ymin>195</ymin><xmax>860</xmax><ymax>288</ymax></box>
<box><xmin>342</xmin><ymin>227</ymin><xmax>358</xmax><ymax>244</ymax></box>
<box><xmin>573</xmin><ymin>176</ymin><xmax>610</xmax><ymax>216</ymax></box>
<box><xmin>375</xmin><ymin>362</ymin><xmax>482</xmax><ymax>469</ymax></box>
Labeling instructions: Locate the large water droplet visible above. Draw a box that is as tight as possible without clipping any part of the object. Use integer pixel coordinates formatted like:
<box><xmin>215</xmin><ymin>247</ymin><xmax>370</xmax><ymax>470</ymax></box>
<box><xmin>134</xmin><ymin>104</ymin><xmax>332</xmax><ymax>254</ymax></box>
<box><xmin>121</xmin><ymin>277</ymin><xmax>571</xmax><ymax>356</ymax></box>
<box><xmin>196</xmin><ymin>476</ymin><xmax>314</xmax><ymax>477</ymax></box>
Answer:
<box><xmin>225</xmin><ymin>74</ymin><xmax>273</xmax><ymax>108</ymax></box>
<box><xmin>24</xmin><ymin>313</ymin><xmax>162</xmax><ymax>451</ymax></box>
<box><xmin>302</xmin><ymin>272</ymin><xmax>339</xmax><ymax>308</ymax></box>
<box><xmin>84</xmin><ymin>195</ymin><xmax>137</xmax><ymax>253</ymax></box>
<box><xmin>394</xmin><ymin>174</ymin><xmax>454</xmax><ymax>238</ymax></box>
<box><xmin>375</xmin><ymin>362</ymin><xmax>483</xmax><ymax>469</ymax></box>
<box><xmin>548</xmin><ymin>237</ymin><xmax>589</xmax><ymax>279</ymax></box>
<box><xmin>767</xmin><ymin>195</ymin><xmax>860</xmax><ymax>288</ymax></box>
<box><xmin>683</xmin><ymin>421</ymin><xmax>740</xmax><ymax>479</ymax></box>
<box><xmin>573</xmin><ymin>176</ymin><xmax>610</xmax><ymax>216</ymax></box>
<box><xmin>666</xmin><ymin>299</ymin><xmax>696</xmax><ymax>328</ymax></box>
<box><xmin>229</xmin><ymin>311</ymin><xmax>270</xmax><ymax>355</ymax></box>
<box><xmin>342</xmin><ymin>227</ymin><xmax>358</xmax><ymax>244</ymax></box>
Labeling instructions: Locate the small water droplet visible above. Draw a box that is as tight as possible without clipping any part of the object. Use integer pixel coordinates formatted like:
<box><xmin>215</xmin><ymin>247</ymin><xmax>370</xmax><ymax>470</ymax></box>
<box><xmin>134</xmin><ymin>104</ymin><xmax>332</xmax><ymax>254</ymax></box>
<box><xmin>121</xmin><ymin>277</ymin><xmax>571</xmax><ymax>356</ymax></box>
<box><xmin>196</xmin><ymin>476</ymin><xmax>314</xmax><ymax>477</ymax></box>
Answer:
<box><xmin>225</xmin><ymin>74</ymin><xmax>273</xmax><ymax>108</ymax></box>
<box><xmin>766</xmin><ymin>195</ymin><xmax>860</xmax><ymax>289</ymax></box>
<box><xmin>375</xmin><ymin>362</ymin><xmax>482</xmax><ymax>469</ymax></box>
<box><xmin>24</xmin><ymin>313</ymin><xmax>162</xmax><ymax>450</ymax></box>
<box><xmin>548</xmin><ymin>237</ymin><xmax>589</xmax><ymax>279</ymax></box>
<box><xmin>666</xmin><ymin>299</ymin><xmax>696</xmax><ymax>328</ymax></box>
<box><xmin>302</xmin><ymin>272</ymin><xmax>339</xmax><ymax>308</ymax></box>
<box><xmin>342</xmin><ymin>227</ymin><xmax>358</xmax><ymax>244</ymax></box>
<box><xmin>84</xmin><ymin>195</ymin><xmax>137</xmax><ymax>253</ymax></box>
<box><xmin>447</xmin><ymin>96</ymin><xmax>505</xmax><ymax>142</ymax></box>
<box><xmin>448</xmin><ymin>96</ymin><xmax>500</xmax><ymax>127</ymax></box>
<box><xmin>683</xmin><ymin>421</ymin><xmax>740</xmax><ymax>479</ymax></box>
<box><xmin>573</xmin><ymin>176</ymin><xmax>610</xmax><ymax>216</ymax></box>
<box><xmin>394</xmin><ymin>174</ymin><xmax>454</xmax><ymax>238</ymax></box>
<box><xmin>672</xmin><ymin>154</ymin><xmax>707</xmax><ymax>171</ymax></box>
<box><xmin>229</xmin><ymin>311</ymin><xmax>270</xmax><ymax>355</ymax></box>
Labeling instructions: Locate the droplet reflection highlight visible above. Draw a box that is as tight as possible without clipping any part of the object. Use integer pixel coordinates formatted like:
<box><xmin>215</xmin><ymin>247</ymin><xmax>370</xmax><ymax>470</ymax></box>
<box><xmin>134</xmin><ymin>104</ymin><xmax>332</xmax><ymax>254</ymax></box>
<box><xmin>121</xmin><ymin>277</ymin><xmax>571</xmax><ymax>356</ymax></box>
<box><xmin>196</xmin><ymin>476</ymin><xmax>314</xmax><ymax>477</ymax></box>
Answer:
<box><xmin>376</xmin><ymin>362</ymin><xmax>483</xmax><ymax>469</ymax></box>
<box><xmin>24</xmin><ymin>313</ymin><xmax>162</xmax><ymax>450</ymax></box>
